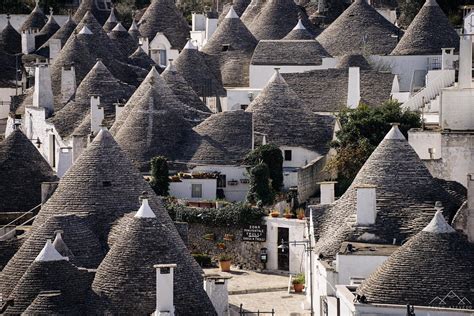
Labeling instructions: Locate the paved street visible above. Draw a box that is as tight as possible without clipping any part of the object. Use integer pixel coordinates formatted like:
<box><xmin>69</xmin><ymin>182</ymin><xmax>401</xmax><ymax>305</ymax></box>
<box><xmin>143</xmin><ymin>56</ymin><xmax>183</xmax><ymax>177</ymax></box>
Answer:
<box><xmin>204</xmin><ymin>268</ymin><xmax>310</xmax><ymax>315</ymax></box>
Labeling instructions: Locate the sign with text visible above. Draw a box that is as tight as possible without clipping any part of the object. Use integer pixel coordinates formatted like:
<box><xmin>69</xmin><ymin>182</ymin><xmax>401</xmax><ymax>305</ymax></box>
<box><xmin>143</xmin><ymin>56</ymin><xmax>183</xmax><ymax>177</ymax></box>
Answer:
<box><xmin>242</xmin><ymin>225</ymin><xmax>266</xmax><ymax>242</ymax></box>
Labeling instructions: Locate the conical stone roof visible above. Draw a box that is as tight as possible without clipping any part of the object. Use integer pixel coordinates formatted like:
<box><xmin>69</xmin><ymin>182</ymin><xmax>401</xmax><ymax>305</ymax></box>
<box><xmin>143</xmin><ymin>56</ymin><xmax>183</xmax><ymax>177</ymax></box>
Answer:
<box><xmin>48</xmin><ymin>60</ymin><xmax>135</xmax><ymax>139</ymax></box>
<box><xmin>138</xmin><ymin>0</ymin><xmax>190</xmax><ymax>49</ymax></box>
<box><xmin>0</xmin><ymin>129</ymin><xmax>57</xmax><ymax>213</ymax></box>
<box><xmin>31</xmin><ymin>129</ymin><xmax>194</xmax><ymax>253</ymax></box>
<box><xmin>248</xmin><ymin>0</ymin><xmax>318</xmax><ymax>40</ymax></box>
<box><xmin>90</xmin><ymin>199</ymin><xmax>216</xmax><ymax>315</ymax></box>
<box><xmin>114</xmin><ymin>75</ymin><xmax>194</xmax><ymax>171</ymax></box>
<box><xmin>241</xmin><ymin>0</ymin><xmax>266</xmax><ymax>27</ymax></box>
<box><xmin>108</xmin><ymin>22</ymin><xmax>138</xmax><ymax>57</ymax></box>
<box><xmin>391</xmin><ymin>0</ymin><xmax>459</xmax><ymax>56</ymax></box>
<box><xmin>357</xmin><ymin>211</ymin><xmax>474</xmax><ymax>306</ymax></box>
<box><xmin>34</xmin><ymin>12</ymin><xmax>61</xmax><ymax>50</ymax></box>
<box><xmin>174</xmin><ymin>41</ymin><xmax>226</xmax><ymax>97</ymax></box>
<box><xmin>162</xmin><ymin>61</ymin><xmax>211</xmax><ymax>113</ymax></box>
<box><xmin>23</xmin><ymin>290</ymin><xmax>84</xmax><ymax>315</ymax></box>
<box><xmin>128</xmin><ymin>46</ymin><xmax>155</xmax><ymax>70</ymax></box>
<box><xmin>4</xmin><ymin>241</ymin><xmax>91</xmax><ymax>315</ymax></box>
<box><xmin>336</xmin><ymin>54</ymin><xmax>371</xmax><ymax>70</ymax></box>
<box><xmin>317</xmin><ymin>0</ymin><xmax>400</xmax><ymax>56</ymax></box>
<box><xmin>311</xmin><ymin>125</ymin><xmax>466</xmax><ymax>259</ymax></box>
<box><xmin>283</xmin><ymin>19</ymin><xmax>314</xmax><ymax>40</ymax></box>
<box><xmin>102</xmin><ymin>8</ymin><xmax>118</xmax><ymax>33</ymax></box>
<box><xmin>20</xmin><ymin>2</ymin><xmax>47</xmax><ymax>32</ymax></box>
<box><xmin>73</xmin><ymin>0</ymin><xmax>112</xmax><ymax>25</ymax></box>
<box><xmin>0</xmin><ymin>17</ymin><xmax>21</xmax><ymax>54</ymax></box>
<box><xmin>218</xmin><ymin>0</ymin><xmax>252</xmax><ymax>23</ymax></box>
<box><xmin>202</xmin><ymin>7</ymin><xmax>257</xmax><ymax>87</ymax></box>
<box><xmin>181</xmin><ymin>110</ymin><xmax>253</xmax><ymax>165</ymax></box>
<box><xmin>36</xmin><ymin>14</ymin><xmax>77</xmax><ymax>58</ymax></box>
<box><xmin>246</xmin><ymin>70</ymin><xmax>335</xmax><ymax>153</ymax></box>
<box><xmin>0</xmin><ymin>214</ymin><xmax>103</xmax><ymax>298</ymax></box>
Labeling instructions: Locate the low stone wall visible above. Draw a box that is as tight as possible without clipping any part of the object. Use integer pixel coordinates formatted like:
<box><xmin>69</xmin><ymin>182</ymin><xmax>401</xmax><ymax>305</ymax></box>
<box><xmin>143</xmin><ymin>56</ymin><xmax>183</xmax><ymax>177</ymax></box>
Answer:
<box><xmin>187</xmin><ymin>223</ymin><xmax>264</xmax><ymax>270</ymax></box>
<box><xmin>297</xmin><ymin>156</ymin><xmax>328</xmax><ymax>202</ymax></box>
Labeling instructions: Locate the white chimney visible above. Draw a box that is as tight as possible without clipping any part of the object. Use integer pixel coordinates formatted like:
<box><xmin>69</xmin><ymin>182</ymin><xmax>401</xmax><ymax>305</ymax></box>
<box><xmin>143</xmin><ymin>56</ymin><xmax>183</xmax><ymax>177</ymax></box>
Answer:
<box><xmin>458</xmin><ymin>35</ymin><xmax>472</xmax><ymax>89</ymax></box>
<box><xmin>347</xmin><ymin>67</ymin><xmax>361</xmax><ymax>109</ymax></box>
<box><xmin>115</xmin><ymin>103</ymin><xmax>124</xmax><ymax>120</ymax></box>
<box><xmin>192</xmin><ymin>13</ymin><xmax>206</xmax><ymax>31</ymax></box>
<box><xmin>57</xmin><ymin>146</ymin><xmax>73</xmax><ymax>178</ymax></box>
<box><xmin>140</xmin><ymin>37</ymin><xmax>150</xmax><ymax>55</ymax></box>
<box><xmin>90</xmin><ymin>96</ymin><xmax>104</xmax><ymax>134</ymax></box>
<box><xmin>355</xmin><ymin>185</ymin><xmax>377</xmax><ymax>226</ymax></box>
<box><xmin>203</xmin><ymin>274</ymin><xmax>232</xmax><ymax>316</ymax></box>
<box><xmin>33</xmin><ymin>64</ymin><xmax>54</xmax><ymax>115</ymax></box>
<box><xmin>49</xmin><ymin>38</ymin><xmax>62</xmax><ymax>60</ymax></box>
<box><xmin>154</xmin><ymin>264</ymin><xmax>176</xmax><ymax>316</ymax></box>
<box><xmin>318</xmin><ymin>181</ymin><xmax>336</xmax><ymax>205</ymax></box>
<box><xmin>441</xmin><ymin>48</ymin><xmax>455</xmax><ymax>70</ymax></box>
<box><xmin>206</xmin><ymin>16</ymin><xmax>218</xmax><ymax>41</ymax></box>
<box><xmin>21</xmin><ymin>30</ymin><xmax>36</xmax><ymax>54</ymax></box>
<box><xmin>61</xmin><ymin>65</ymin><xmax>76</xmax><ymax>103</ymax></box>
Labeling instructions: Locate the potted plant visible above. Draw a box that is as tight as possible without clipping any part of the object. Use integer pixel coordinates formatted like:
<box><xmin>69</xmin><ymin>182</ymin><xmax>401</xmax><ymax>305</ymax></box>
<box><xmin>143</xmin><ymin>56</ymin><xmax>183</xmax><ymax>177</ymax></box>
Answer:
<box><xmin>216</xmin><ymin>241</ymin><xmax>226</xmax><ymax>250</ymax></box>
<box><xmin>284</xmin><ymin>208</ymin><xmax>293</xmax><ymax>219</ymax></box>
<box><xmin>270</xmin><ymin>210</ymin><xmax>280</xmax><ymax>218</ymax></box>
<box><xmin>297</xmin><ymin>208</ymin><xmax>305</xmax><ymax>220</ymax></box>
<box><xmin>218</xmin><ymin>253</ymin><xmax>232</xmax><ymax>272</ymax></box>
<box><xmin>292</xmin><ymin>273</ymin><xmax>305</xmax><ymax>293</ymax></box>
<box><xmin>223</xmin><ymin>233</ymin><xmax>235</xmax><ymax>241</ymax></box>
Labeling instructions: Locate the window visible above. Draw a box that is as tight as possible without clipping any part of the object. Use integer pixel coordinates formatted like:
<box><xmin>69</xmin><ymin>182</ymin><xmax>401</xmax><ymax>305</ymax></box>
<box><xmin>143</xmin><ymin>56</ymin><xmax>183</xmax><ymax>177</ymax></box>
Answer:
<box><xmin>284</xmin><ymin>150</ymin><xmax>292</xmax><ymax>161</ymax></box>
<box><xmin>191</xmin><ymin>184</ymin><xmax>203</xmax><ymax>198</ymax></box>
<box><xmin>158</xmin><ymin>49</ymin><xmax>167</xmax><ymax>67</ymax></box>
<box><xmin>222</xmin><ymin>44</ymin><xmax>230</xmax><ymax>52</ymax></box>
<box><xmin>49</xmin><ymin>134</ymin><xmax>56</xmax><ymax>167</ymax></box>
<box><xmin>240</xmin><ymin>104</ymin><xmax>248</xmax><ymax>110</ymax></box>
<box><xmin>217</xmin><ymin>175</ymin><xmax>226</xmax><ymax>188</ymax></box>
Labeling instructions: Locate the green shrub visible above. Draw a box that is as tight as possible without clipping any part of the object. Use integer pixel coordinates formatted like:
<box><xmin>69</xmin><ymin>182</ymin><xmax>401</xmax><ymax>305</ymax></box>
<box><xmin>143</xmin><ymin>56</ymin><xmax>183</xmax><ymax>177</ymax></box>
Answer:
<box><xmin>244</xmin><ymin>144</ymin><xmax>283</xmax><ymax>192</ymax></box>
<box><xmin>149</xmin><ymin>156</ymin><xmax>169</xmax><ymax>196</ymax></box>
<box><xmin>247</xmin><ymin>162</ymin><xmax>275</xmax><ymax>206</ymax></box>
<box><xmin>164</xmin><ymin>200</ymin><xmax>265</xmax><ymax>227</ymax></box>
<box><xmin>192</xmin><ymin>253</ymin><xmax>212</xmax><ymax>267</ymax></box>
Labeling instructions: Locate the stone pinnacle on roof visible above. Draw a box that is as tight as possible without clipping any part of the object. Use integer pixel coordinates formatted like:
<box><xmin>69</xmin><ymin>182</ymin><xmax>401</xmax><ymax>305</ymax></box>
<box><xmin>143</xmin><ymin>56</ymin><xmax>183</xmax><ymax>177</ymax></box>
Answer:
<box><xmin>112</xmin><ymin>22</ymin><xmax>127</xmax><ymax>32</ymax></box>
<box><xmin>226</xmin><ymin>6</ymin><xmax>240</xmax><ymax>18</ymax></box>
<box><xmin>129</xmin><ymin>19</ymin><xmax>138</xmax><ymax>31</ymax></box>
<box><xmin>53</xmin><ymin>230</ymin><xmax>75</xmax><ymax>258</ymax></box>
<box><xmin>282</xmin><ymin>19</ymin><xmax>315</xmax><ymax>40</ymax></box>
<box><xmin>78</xmin><ymin>25</ymin><xmax>93</xmax><ymax>35</ymax></box>
<box><xmin>391</xmin><ymin>0</ymin><xmax>459</xmax><ymax>56</ymax></box>
<box><xmin>135</xmin><ymin>198</ymin><xmax>156</xmax><ymax>218</ymax></box>
<box><xmin>383</xmin><ymin>123</ymin><xmax>406</xmax><ymax>140</ymax></box>
<box><xmin>316</xmin><ymin>0</ymin><xmax>400</xmax><ymax>56</ymax></box>
<box><xmin>103</xmin><ymin>8</ymin><xmax>118</xmax><ymax>33</ymax></box>
<box><xmin>184</xmin><ymin>39</ymin><xmax>197</xmax><ymax>50</ymax></box>
<box><xmin>20</xmin><ymin>0</ymin><xmax>47</xmax><ymax>32</ymax></box>
<box><xmin>35</xmin><ymin>240</ymin><xmax>67</xmax><ymax>262</ymax></box>
<box><xmin>422</xmin><ymin>210</ymin><xmax>456</xmax><ymax>233</ymax></box>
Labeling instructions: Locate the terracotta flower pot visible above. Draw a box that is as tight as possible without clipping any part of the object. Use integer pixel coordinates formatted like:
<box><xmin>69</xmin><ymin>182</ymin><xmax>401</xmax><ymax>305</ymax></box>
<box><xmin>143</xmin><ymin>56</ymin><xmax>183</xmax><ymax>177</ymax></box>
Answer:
<box><xmin>293</xmin><ymin>283</ymin><xmax>304</xmax><ymax>293</ymax></box>
<box><xmin>219</xmin><ymin>260</ymin><xmax>231</xmax><ymax>272</ymax></box>
<box><xmin>284</xmin><ymin>214</ymin><xmax>293</xmax><ymax>219</ymax></box>
<box><xmin>271</xmin><ymin>212</ymin><xmax>279</xmax><ymax>218</ymax></box>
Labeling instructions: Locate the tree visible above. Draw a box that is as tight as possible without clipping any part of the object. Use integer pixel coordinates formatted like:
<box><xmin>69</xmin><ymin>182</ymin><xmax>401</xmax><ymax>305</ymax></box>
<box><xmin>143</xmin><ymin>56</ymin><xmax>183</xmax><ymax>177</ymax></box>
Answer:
<box><xmin>244</xmin><ymin>144</ymin><xmax>283</xmax><ymax>192</ymax></box>
<box><xmin>398</xmin><ymin>0</ymin><xmax>465</xmax><ymax>28</ymax></box>
<box><xmin>247</xmin><ymin>162</ymin><xmax>275</xmax><ymax>206</ymax></box>
<box><xmin>149</xmin><ymin>156</ymin><xmax>169</xmax><ymax>196</ymax></box>
<box><xmin>326</xmin><ymin>100</ymin><xmax>421</xmax><ymax>193</ymax></box>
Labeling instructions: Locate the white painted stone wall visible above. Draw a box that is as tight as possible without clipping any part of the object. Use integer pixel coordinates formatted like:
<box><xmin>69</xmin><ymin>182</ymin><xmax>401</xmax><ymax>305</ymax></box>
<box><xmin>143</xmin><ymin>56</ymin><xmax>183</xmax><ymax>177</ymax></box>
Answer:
<box><xmin>369</xmin><ymin>54</ymin><xmax>457</xmax><ymax>93</ymax></box>
<box><xmin>169</xmin><ymin>178</ymin><xmax>217</xmax><ymax>201</ymax></box>
<box><xmin>280</xmin><ymin>146</ymin><xmax>322</xmax><ymax>189</ymax></box>
<box><xmin>263</xmin><ymin>217</ymin><xmax>306</xmax><ymax>274</ymax></box>
<box><xmin>464</xmin><ymin>11</ymin><xmax>474</xmax><ymax>35</ymax></box>
<box><xmin>408</xmin><ymin>129</ymin><xmax>442</xmax><ymax>160</ymax></box>
<box><xmin>203</xmin><ymin>277</ymin><xmax>230</xmax><ymax>316</ymax></box>
<box><xmin>149</xmin><ymin>33</ymin><xmax>179</xmax><ymax>67</ymax></box>
<box><xmin>441</xmin><ymin>88</ymin><xmax>474</xmax><ymax>130</ymax></box>
<box><xmin>249</xmin><ymin>58</ymin><xmax>337</xmax><ymax>89</ymax></box>
<box><xmin>336</xmin><ymin>254</ymin><xmax>390</xmax><ymax>285</ymax></box>
<box><xmin>222</xmin><ymin>88</ymin><xmax>261</xmax><ymax>111</ymax></box>
<box><xmin>193</xmin><ymin>165</ymin><xmax>249</xmax><ymax>202</ymax></box>
<box><xmin>0</xmin><ymin>88</ymin><xmax>16</xmax><ymax>119</ymax></box>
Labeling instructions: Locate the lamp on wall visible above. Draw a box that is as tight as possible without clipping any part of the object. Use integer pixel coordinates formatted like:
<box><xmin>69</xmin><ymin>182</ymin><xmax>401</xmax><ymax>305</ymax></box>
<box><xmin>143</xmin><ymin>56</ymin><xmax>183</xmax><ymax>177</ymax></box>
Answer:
<box><xmin>35</xmin><ymin>137</ymin><xmax>42</xmax><ymax>148</ymax></box>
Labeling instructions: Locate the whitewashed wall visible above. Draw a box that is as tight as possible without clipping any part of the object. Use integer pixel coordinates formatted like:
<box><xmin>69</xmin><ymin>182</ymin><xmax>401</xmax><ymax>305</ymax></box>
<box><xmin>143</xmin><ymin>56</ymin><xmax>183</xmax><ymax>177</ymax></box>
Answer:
<box><xmin>0</xmin><ymin>88</ymin><xmax>16</xmax><ymax>119</ymax></box>
<box><xmin>336</xmin><ymin>253</ymin><xmax>390</xmax><ymax>285</ymax></box>
<box><xmin>193</xmin><ymin>165</ymin><xmax>249</xmax><ymax>202</ymax></box>
<box><xmin>148</xmin><ymin>33</ymin><xmax>179</xmax><ymax>67</ymax></box>
<box><xmin>222</xmin><ymin>88</ymin><xmax>261</xmax><ymax>111</ymax></box>
<box><xmin>169</xmin><ymin>178</ymin><xmax>217</xmax><ymax>201</ymax></box>
<box><xmin>263</xmin><ymin>217</ymin><xmax>306</xmax><ymax>274</ymax></box>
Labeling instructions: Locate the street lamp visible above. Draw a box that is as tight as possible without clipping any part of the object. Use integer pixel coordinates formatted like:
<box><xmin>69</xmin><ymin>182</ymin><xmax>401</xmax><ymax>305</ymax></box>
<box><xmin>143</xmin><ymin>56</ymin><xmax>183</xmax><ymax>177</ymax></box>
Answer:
<box><xmin>277</xmin><ymin>223</ymin><xmax>314</xmax><ymax>316</ymax></box>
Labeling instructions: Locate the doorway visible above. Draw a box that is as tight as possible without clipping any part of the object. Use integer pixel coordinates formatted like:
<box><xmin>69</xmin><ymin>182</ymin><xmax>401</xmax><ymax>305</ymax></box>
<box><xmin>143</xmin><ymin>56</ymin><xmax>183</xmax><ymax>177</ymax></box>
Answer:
<box><xmin>277</xmin><ymin>227</ymin><xmax>289</xmax><ymax>271</ymax></box>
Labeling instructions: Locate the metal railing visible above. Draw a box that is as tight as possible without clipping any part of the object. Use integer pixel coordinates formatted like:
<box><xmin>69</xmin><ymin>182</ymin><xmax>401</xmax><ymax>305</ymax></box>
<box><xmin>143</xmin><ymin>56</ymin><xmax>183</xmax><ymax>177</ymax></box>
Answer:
<box><xmin>239</xmin><ymin>304</ymin><xmax>275</xmax><ymax>315</ymax></box>
<box><xmin>0</xmin><ymin>203</ymin><xmax>40</xmax><ymax>240</ymax></box>
<box><xmin>402</xmin><ymin>70</ymin><xmax>455</xmax><ymax>111</ymax></box>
